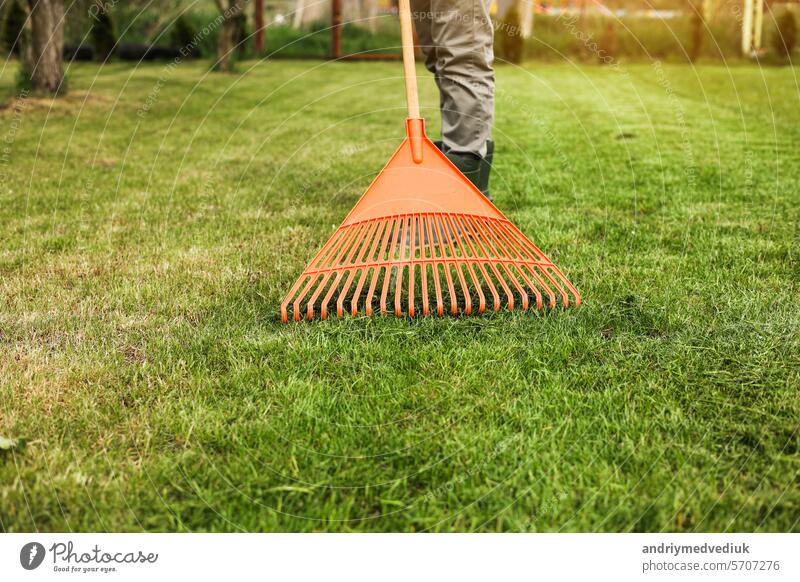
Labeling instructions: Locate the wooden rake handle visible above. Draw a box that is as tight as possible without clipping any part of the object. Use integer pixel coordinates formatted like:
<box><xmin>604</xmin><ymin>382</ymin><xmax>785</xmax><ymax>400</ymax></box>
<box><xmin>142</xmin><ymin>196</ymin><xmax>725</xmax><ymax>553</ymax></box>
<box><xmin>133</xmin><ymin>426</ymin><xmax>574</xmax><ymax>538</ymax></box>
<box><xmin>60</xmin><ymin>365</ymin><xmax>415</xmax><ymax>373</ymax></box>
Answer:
<box><xmin>398</xmin><ymin>0</ymin><xmax>425</xmax><ymax>162</ymax></box>
<box><xmin>398</xmin><ymin>0</ymin><xmax>420</xmax><ymax>119</ymax></box>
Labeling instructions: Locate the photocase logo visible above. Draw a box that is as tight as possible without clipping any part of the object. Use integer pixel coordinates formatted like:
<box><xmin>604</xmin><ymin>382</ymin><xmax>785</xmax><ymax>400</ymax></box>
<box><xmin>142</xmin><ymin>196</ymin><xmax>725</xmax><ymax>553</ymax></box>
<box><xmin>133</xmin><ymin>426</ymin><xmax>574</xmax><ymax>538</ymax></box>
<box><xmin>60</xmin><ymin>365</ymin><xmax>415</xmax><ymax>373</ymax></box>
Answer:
<box><xmin>20</xmin><ymin>542</ymin><xmax>46</xmax><ymax>570</ymax></box>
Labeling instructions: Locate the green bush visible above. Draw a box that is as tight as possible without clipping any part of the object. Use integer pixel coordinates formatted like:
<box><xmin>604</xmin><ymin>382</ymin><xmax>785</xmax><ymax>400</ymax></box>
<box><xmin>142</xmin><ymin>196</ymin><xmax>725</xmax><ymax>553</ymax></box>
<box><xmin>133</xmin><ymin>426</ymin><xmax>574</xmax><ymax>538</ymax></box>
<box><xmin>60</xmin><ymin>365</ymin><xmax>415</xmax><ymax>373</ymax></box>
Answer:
<box><xmin>2</xmin><ymin>0</ymin><xmax>26</xmax><ymax>57</ymax></box>
<box><xmin>525</xmin><ymin>13</ymin><xmax>742</xmax><ymax>63</ymax></box>
<box><xmin>171</xmin><ymin>15</ymin><xmax>196</xmax><ymax>49</ymax></box>
<box><xmin>171</xmin><ymin>11</ymin><xmax>219</xmax><ymax>58</ymax></box>
<box><xmin>91</xmin><ymin>7</ymin><xmax>117</xmax><ymax>61</ymax></box>
<box><xmin>262</xmin><ymin>21</ymin><xmax>402</xmax><ymax>59</ymax></box>
<box><xmin>772</xmin><ymin>9</ymin><xmax>797</xmax><ymax>59</ymax></box>
<box><xmin>170</xmin><ymin>14</ymin><xmax>201</xmax><ymax>56</ymax></box>
<box><xmin>496</xmin><ymin>4</ymin><xmax>524</xmax><ymax>64</ymax></box>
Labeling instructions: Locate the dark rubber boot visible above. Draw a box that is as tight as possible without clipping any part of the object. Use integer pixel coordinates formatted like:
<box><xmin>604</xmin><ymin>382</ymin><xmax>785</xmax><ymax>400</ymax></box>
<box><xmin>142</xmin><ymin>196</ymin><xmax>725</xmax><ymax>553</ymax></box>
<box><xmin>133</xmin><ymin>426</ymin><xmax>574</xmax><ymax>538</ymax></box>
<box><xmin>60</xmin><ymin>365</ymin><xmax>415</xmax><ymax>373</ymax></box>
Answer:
<box><xmin>479</xmin><ymin>140</ymin><xmax>494</xmax><ymax>200</ymax></box>
<box><xmin>433</xmin><ymin>140</ymin><xmax>493</xmax><ymax>200</ymax></box>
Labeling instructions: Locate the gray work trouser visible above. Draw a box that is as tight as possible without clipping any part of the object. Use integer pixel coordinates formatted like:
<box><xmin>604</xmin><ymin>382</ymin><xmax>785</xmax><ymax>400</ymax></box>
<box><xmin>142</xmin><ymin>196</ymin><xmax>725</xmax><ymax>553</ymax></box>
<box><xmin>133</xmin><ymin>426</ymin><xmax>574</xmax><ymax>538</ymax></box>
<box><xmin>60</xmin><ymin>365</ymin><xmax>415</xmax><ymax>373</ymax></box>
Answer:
<box><xmin>411</xmin><ymin>0</ymin><xmax>495</xmax><ymax>157</ymax></box>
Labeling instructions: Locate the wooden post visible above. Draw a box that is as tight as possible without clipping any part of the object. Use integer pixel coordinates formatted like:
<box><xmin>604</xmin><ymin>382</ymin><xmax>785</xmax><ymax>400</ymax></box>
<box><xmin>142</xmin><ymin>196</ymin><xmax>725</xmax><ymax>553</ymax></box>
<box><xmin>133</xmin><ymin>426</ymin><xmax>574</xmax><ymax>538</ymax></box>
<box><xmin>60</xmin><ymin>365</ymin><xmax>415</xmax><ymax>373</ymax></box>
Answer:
<box><xmin>254</xmin><ymin>0</ymin><xmax>264</xmax><ymax>54</ymax></box>
<box><xmin>293</xmin><ymin>0</ymin><xmax>306</xmax><ymax>28</ymax></box>
<box><xmin>519</xmin><ymin>0</ymin><xmax>534</xmax><ymax>39</ymax></box>
<box><xmin>331</xmin><ymin>0</ymin><xmax>342</xmax><ymax>59</ymax></box>
<box><xmin>753</xmin><ymin>0</ymin><xmax>763</xmax><ymax>51</ymax></box>
<box><xmin>741</xmin><ymin>0</ymin><xmax>754</xmax><ymax>54</ymax></box>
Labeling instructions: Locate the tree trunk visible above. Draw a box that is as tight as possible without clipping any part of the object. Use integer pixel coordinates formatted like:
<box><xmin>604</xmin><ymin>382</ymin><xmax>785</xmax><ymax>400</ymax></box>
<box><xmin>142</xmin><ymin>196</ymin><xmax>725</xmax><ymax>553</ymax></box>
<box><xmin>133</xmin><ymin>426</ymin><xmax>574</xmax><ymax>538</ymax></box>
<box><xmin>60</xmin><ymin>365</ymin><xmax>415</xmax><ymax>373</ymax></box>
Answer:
<box><xmin>331</xmin><ymin>0</ymin><xmax>342</xmax><ymax>58</ymax></box>
<box><xmin>25</xmin><ymin>0</ymin><xmax>65</xmax><ymax>94</ymax></box>
<box><xmin>216</xmin><ymin>0</ymin><xmax>245</xmax><ymax>72</ymax></box>
<box><xmin>254</xmin><ymin>0</ymin><xmax>264</xmax><ymax>54</ymax></box>
<box><xmin>689</xmin><ymin>0</ymin><xmax>705</xmax><ymax>62</ymax></box>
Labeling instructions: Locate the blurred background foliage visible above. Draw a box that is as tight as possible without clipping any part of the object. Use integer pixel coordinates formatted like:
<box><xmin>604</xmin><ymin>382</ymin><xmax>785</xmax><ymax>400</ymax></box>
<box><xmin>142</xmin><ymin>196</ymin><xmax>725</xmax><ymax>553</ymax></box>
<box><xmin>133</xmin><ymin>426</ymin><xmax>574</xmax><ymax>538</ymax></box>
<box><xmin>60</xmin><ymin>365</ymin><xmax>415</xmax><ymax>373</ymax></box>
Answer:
<box><xmin>1</xmin><ymin>0</ymin><xmax>797</xmax><ymax>64</ymax></box>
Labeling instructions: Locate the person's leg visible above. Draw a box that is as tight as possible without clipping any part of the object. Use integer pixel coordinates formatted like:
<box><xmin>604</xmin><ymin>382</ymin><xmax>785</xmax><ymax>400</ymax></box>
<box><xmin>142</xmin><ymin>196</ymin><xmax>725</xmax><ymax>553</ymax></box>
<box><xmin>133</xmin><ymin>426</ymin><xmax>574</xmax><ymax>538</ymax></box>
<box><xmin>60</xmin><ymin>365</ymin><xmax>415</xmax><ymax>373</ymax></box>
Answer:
<box><xmin>411</xmin><ymin>0</ymin><xmax>448</xmax><ymax>119</ymax></box>
<box><xmin>428</xmin><ymin>0</ymin><xmax>495</xmax><ymax>196</ymax></box>
<box><xmin>410</xmin><ymin>0</ymin><xmax>435</xmax><ymax>74</ymax></box>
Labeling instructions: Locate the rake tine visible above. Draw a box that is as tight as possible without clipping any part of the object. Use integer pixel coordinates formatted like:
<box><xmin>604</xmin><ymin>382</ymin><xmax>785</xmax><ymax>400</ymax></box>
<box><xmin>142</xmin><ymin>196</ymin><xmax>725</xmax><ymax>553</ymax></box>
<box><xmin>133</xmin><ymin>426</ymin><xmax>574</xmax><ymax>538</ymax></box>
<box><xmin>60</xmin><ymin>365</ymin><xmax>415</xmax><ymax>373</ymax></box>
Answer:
<box><xmin>281</xmin><ymin>274</ymin><xmax>308</xmax><ymax>322</ymax></box>
<box><xmin>536</xmin><ymin>266</ymin><xmax>572</xmax><ymax>308</ymax></box>
<box><xmin>466</xmin><ymin>261</ymin><xmax>485</xmax><ymax>314</ymax></box>
<box><xmin>490</xmin><ymin>221</ymin><xmax>546</xmax><ymax>309</ymax></box>
<box><xmin>499</xmin><ymin>223</ymin><xmax>581</xmax><ymax>307</ymax></box>
<box><xmin>452</xmin><ymin>215</ymin><xmax>486</xmax><ymax>314</ymax></box>
<box><xmin>365</xmin><ymin>218</ymin><xmax>395</xmax><ymax>315</ymax></box>
<box><xmin>511</xmin><ymin>264</ymin><xmax>543</xmax><ymax>310</ymax></box>
<box><xmin>288</xmin><ymin>275</ymin><xmax>317</xmax><ymax>322</ymax></box>
<box><xmin>480</xmin><ymin>219</ymin><xmax>526</xmax><ymax>310</ymax></box>
<box><xmin>310</xmin><ymin>226</ymin><xmax>348</xmax><ymax>272</ymax></box>
<box><xmin>476</xmin><ymin>217</ymin><xmax>514</xmax><ymax>260</ymax></box>
<box><xmin>408</xmin><ymin>215</ymin><xmax>416</xmax><ymax>317</ymax></box>
<box><xmin>443</xmin><ymin>214</ymin><xmax>472</xmax><ymax>315</ymax></box>
<box><xmin>393</xmin><ymin>266</ymin><xmax>404</xmax><ymax>317</ymax></box>
<box><xmin>476</xmin><ymin>221</ymin><xmax>542</xmax><ymax>311</ymax></box>
<box><xmin>522</xmin><ymin>264</ymin><xmax>557</xmax><ymax>309</ymax></box>
<box><xmin>426</xmin><ymin>215</ymin><xmax>444</xmax><ymax>316</ymax></box>
<box><xmin>470</xmin><ymin>218</ymin><xmax>514</xmax><ymax>310</ymax></box>
<box><xmin>381</xmin><ymin>218</ymin><xmax>402</xmax><ymax>315</ymax></box>
<box><xmin>304</xmin><ymin>228</ymin><xmax>360</xmax><ymax>321</ymax></box>
<box><xmin>547</xmin><ymin>264</ymin><xmax>582</xmax><ymax>307</ymax></box>
<box><xmin>351</xmin><ymin>221</ymin><xmax>386</xmax><ymax>316</ymax></box>
<box><xmin>350</xmin><ymin>220</ymin><xmax>379</xmax><ymax>266</ymax></box>
<box><xmin>281</xmin><ymin>219</ymin><xmax>350</xmax><ymax>322</ymax></box>
<box><xmin>481</xmin><ymin>220</ymin><xmax>530</xmax><ymax>311</ymax></box>
<box><xmin>330</xmin><ymin>223</ymin><xmax>373</xmax><ymax>318</ymax></box>
<box><xmin>436</xmin><ymin>214</ymin><xmax>460</xmax><ymax>315</ymax></box>
<box><xmin>492</xmin><ymin>221</ymin><xmax>568</xmax><ymax>308</ymax></box>
<box><xmin>499</xmin><ymin>220</ymin><xmax>550</xmax><ymax>263</ymax></box>
<box><xmin>306</xmin><ymin>273</ymin><xmax>332</xmax><ymax>320</ymax></box>
<box><xmin>430</xmin><ymin>213</ymin><xmax>458</xmax><ymax>315</ymax></box>
<box><xmin>307</xmin><ymin>223</ymin><xmax>354</xmax><ymax>289</ymax></box>
<box><xmin>419</xmin><ymin>216</ymin><xmax>429</xmax><ymax>316</ymax></box>
<box><xmin>315</xmin><ymin>223</ymin><xmax>366</xmax><ymax>319</ymax></box>
<box><xmin>461</xmin><ymin>216</ymin><xmax>501</xmax><ymax>311</ymax></box>
<box><xmin>482</xmin><ymin>218</ymin><xmax>524</xmax><ymax>260</ymax></box>
<box><xmin>338</xmin><ymin>221</ymin><xmax>378</xmax><ymax>317</ymax></box>
<box><xmin>365</xmin><ymin>267</ymin><xmax>380</xmax><ymax>316</ymax></box>
<box><xmin>337</xmin><ymin>269</ymin><xmax>358</xmax><ymax>317</ymax></box>
<box><xmin>321</xmin><ymin>272</ymin><xmax>344</xmax><ymax>320</ymax></box>
<box><xmin>394</xmin><ymin>217</ymin><xmax>409</xmax><ymax>317</ymax></box>
<box><xmin>490</xmin><ymin>262</ymin><xmax>515</xmax><ymax>311</ymax></box>
<box><xmin>502</xmin><ymin>263</ymin><xmax>529</xmax><ymax>311</ymax></box>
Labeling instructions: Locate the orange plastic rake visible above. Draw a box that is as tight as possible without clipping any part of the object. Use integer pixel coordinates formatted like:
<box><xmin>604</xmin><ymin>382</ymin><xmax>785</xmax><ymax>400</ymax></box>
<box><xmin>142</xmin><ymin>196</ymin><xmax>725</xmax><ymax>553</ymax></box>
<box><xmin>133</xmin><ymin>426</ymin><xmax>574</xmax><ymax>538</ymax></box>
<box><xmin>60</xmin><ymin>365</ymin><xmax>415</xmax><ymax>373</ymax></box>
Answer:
<box><xmin>280</xmin><ymin>0</ymin><xmax>580</xmax><ymax>323</ymax></box>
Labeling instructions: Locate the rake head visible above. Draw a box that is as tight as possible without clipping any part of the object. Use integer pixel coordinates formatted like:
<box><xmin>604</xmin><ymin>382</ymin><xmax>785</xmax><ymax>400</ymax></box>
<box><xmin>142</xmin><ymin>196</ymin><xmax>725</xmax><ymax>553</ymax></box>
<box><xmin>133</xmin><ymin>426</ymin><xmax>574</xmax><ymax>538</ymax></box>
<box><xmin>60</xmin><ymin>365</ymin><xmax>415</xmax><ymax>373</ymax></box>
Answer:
<box><xmin>280</xmin><ymin>119</ymin><xmax>580</xmax><ymax>322</ymax></box>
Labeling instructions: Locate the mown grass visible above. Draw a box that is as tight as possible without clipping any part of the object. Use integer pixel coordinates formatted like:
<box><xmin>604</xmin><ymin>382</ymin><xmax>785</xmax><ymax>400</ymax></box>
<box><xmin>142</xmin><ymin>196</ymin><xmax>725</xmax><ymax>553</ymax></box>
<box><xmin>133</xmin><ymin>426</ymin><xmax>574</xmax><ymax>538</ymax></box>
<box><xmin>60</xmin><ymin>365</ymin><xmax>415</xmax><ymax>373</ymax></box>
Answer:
<box><xmin>0</xmin><ymin>59</ymin><xmax>798</xmax><ymax>532</ymax></box>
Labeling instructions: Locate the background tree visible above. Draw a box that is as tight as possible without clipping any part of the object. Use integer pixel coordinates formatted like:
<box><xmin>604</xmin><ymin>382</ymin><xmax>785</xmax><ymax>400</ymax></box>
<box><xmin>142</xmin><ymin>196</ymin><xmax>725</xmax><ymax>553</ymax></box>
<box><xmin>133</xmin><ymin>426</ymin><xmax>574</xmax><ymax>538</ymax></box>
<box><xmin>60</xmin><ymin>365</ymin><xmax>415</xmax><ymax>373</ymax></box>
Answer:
<box><xmin>599</xmin><ymin>21</ymin><xmax>617</xmax><ymax>64</ymax></box>
<box><xmin>2</xmin><ymin>0</ymin><xmax>27</xmax><ymax>57</ymax></box>
<box><xmin>496</xmin><ymin>3</ymin><xmax>523</xmax><ymax>64</ymax></box>
<box><xmin>234</xmin><ymin>8</ymin><xmax>248</xmax><ymax>59</ymax></box>
<box><xmin>171</xmin><ymin>14</ymin><xmax>200</xmax><ymax>56</ymax></box>
<box><xmin>23</xmin><ymin>0</ymin><xmax>65</xmax><ymax>94</ymax></box>
<box><xmin>214</xmin><ymin>0</ymin><xmax>246</xmax><ymax>72</ymax></box>
<box><xmin>688</xmin><ymin>0</ymin><xmax>705</xmax><ymax>62</ymax></box>
<box><xmin>253</xmin><ymin>0</ymin><xmax>263</xmax><ymax>54</ymax></box>
<box><xmin>772</xmin><ymin>8</ymin><xmax>797</xmax><ymax>60</ymax></box>
<box><xmin>90</xmin><ymin>1</ymin><xmax>116</xmax><ymax>62</ymax></box>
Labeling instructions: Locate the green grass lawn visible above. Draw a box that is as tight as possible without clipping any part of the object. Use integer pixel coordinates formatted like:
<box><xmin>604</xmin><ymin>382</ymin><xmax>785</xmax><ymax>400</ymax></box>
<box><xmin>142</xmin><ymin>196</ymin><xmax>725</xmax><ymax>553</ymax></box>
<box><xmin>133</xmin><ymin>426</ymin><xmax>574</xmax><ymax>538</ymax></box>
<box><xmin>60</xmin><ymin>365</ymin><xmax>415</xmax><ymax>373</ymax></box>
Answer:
<box><xmin>1</xmin><ymin>59</ymin><xmax>798</xmax><ymax>532</ymax></box>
